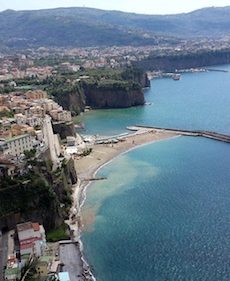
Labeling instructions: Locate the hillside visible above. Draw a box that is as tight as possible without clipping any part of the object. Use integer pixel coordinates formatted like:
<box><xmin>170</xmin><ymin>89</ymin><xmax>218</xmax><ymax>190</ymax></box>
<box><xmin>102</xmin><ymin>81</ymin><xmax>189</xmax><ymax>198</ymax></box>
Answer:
<box><xmin>0</xmin><ymin>6</ymin><xmax>230</xmax><ymax>48</ymax></box>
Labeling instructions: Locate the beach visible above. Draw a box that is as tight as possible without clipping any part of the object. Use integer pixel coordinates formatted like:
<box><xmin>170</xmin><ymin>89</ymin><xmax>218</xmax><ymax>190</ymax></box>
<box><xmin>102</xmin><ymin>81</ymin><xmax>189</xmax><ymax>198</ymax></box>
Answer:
<box><xmin>66</xmin><ymin>128</ymin><xmax>178</xmax><ymax>280</ymax></box>
<box><xmin>75</xmin><ymin>128</ymin><xmax>177</xmax><ymax>181</ymax></box>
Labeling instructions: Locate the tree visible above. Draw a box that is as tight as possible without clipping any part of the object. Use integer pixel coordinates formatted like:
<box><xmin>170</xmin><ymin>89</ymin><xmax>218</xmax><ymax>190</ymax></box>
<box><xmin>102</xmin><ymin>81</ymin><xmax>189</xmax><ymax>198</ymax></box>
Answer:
<box><xmin>19</xmin><ymin>257</ymin><xmax>38</xmax><ymax>281</ymax></box>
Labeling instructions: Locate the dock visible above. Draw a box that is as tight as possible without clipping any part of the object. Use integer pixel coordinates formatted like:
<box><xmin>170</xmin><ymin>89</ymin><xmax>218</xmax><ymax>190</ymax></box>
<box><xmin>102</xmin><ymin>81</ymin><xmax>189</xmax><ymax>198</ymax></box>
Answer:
<box><xmin>82</xmin><ymin>176</ymin><xmax>107</xmax><ymax>182</ymax></box>
<box><xmin>133</xmin><ymin>125</ymin><xmax>230</xmax><ymax>143</ymax></box>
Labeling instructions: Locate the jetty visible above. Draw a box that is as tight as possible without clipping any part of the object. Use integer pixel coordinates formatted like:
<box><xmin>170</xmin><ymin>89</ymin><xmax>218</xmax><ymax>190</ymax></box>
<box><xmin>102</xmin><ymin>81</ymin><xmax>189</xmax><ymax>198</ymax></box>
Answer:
<box><xmin>132</xmin><ymin>125</ymin><xmax>230</xmax><ymax>143</ymax></box>
<box><xmin>82</xmin><ymin>176</ymin><xmax>107</xmax><ymax>182</ymax></box>
<box><xmin>206</xmin><ymin>68</ymin><xmax>228</xmax><ymax>73</ymax></box>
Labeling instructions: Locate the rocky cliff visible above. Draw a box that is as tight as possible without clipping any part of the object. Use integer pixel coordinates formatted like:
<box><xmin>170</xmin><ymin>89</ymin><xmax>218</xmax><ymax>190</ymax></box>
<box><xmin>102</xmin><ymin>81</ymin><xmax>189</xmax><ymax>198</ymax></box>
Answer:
<box><xmin>0</xmin><ymin>158</ymin><xmax>77</xmax><ymax>231</ymax></box>
<box><xmin>133</xmin><ymin>49</ymin><xmax>230</xmax><ymax>72</ymax></box>
<box><xmin>52</xmin><ymin>83</ymin><xmax>86</xmax><ymax>115</ymax></box>
<box><xmin>82</xmin><ymin>81</ymin><xmax>145</xmax><ymax>109</ymax></box>
<box><xmin>52</xmin><ymin>121</ymin><xmax>76</xmax><ymax>139</ymax></box>
<box><xmin>121</xmin><ymin>67</ymin><xmax>150</xmax><ymax>88</ymax></box>
<box><xmin>51</xmin><ymin>68</ymin><xmax>148</xmax><ymax>114</ymax></box>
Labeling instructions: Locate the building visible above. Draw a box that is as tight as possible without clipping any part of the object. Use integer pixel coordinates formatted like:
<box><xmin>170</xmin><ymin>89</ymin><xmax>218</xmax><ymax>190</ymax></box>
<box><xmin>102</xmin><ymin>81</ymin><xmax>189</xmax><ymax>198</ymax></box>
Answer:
<box><xmin>2</xmin><ymin>134</ymin><xmax>33</xmax><ymax>157</ymax></box>
<box><xmin>42</xmin><ymin>115</ymin><xmax>61</xmax><ymax>167</ymax></box>
<box><xmin>36</xmin><ymin>256</ymin><xmax>53</xmax><ymax>278</ymax></box>
<box><xmin>29</xmin><ymin>106</ymin><xmax>45</xmax><ymax>117</ymax></box>
<box><xmin>0</xmin><ymin>95</ymin><xmax>8</xmax><ymax>106</ymax></box>
<box><xmin>50</xmin><ymin>109</ymin><xmax>72</xmax><ymax>122</ymax></box>
<box><xmin>17</xmin><ymin>222</ymin><xmax>46</xmax><ymax>257</ymax></box>
<box><xmin>25</xmin><ymin>90</ymin><xmax>47</xmax><ymax>100</ymax></box>
<box><xmin>0</xmin><ymin>157</ymin><xmax>16</xmax><ymax>177</ymax></box>
<box><xmin>4</xmin><ymin>266</ymin><xmax>20</xmax><ymax>281</ymax></box>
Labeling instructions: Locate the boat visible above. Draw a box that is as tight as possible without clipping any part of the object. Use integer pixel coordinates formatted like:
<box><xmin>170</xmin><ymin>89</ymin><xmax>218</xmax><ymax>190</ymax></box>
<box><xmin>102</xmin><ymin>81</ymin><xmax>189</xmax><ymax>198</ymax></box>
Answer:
<box><xmin>172</xmin><ymin>74</ymin><xmax>181</xmax><ymax>80</ymax></box>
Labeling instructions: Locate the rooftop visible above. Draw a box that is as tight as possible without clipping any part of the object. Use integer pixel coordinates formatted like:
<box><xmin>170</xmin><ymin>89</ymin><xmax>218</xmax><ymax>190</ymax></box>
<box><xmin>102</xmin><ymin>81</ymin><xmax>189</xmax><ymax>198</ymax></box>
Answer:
<box><xmin>5</xmin><ymin>133</ymin><xmax>30</xmax><ymax>143</ymax></box>
<box><xmin>17</xmin><ymin>222</ymin><xmax>33</xmax><ymax>232</ymax></box>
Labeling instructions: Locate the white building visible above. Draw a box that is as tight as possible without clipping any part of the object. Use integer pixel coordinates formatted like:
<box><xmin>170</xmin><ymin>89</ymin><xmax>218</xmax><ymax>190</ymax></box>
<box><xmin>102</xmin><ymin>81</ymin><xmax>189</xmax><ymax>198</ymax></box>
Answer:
<box><xmin>50</xmin><ymin>110</ymin><xmax>72</xmax><ymax>122</ymax></box>
<box><xmin>3</xmin><ymin>134</ymin><xmax>33</xmax><ymax>157</ymax></box>
<box><xmin>15</xmin><ymin>113</ymin><xmax>27</xmax><ymax>125</ymax></box>
<box><xmin>42</xmin><ymin>115</ymin><xmax>61</xmax><ymax>167</ymax></box>
<box><xmin>15</xmin><ymin>114</ymin><xmax>42</xmax><ymax>127</ymax></box>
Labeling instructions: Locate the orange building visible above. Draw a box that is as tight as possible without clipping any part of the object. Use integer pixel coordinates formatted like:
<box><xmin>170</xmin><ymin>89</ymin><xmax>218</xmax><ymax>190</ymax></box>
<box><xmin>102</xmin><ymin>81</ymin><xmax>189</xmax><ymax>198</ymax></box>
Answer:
<box><xmin>25</xmin><ymin>90</ymin><xmax>47</xmax><ymax>100</ymax></box>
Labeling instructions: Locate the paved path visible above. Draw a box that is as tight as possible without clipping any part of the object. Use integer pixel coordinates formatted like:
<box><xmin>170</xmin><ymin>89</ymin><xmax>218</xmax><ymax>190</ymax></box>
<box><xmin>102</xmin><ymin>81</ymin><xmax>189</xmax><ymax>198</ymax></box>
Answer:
<box><xmin>59</xmin><ymin>242</ymin><xmax>84</xmax><ymax>281</ymax></box>
<box><xmin>0</xmin><ymin>232</ymin><xmax>8</xmax><ymax>280</ymax></box>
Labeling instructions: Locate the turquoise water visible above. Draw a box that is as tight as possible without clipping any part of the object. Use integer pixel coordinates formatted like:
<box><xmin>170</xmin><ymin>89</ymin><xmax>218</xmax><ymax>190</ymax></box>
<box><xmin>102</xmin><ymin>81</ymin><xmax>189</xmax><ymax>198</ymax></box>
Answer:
<box><xmin>81</xmin><ymin>65</ymin><xmax>230</xmax><ymax>281</ymax></box>
<box><xmin>77</xmin><ymin>65</ymin><xmax>230</xmax><ymax>136</ymax></box>
<box><xmin>83</xmin><ymin>138</ymin><xmax>230</xmax><ymax>281</ymax></box>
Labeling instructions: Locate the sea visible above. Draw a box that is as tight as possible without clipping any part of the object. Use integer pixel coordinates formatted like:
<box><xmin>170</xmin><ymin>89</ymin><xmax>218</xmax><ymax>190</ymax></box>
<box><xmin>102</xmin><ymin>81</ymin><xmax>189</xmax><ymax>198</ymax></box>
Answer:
<box><xmin>78</xmin><ymin>65</ymin><xmax>230</xmax><ymax>281</ymax></box>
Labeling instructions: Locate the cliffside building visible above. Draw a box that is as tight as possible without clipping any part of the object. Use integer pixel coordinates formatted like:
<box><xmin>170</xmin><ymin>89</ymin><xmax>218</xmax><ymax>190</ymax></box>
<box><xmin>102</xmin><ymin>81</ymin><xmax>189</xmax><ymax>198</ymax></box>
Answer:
<box><xmin>16</xmin><ymin>222</ymin><xmax>46</xmax><ymax>257</ymax></box>
<box><xmin>42</xmin><ymin>115</ymin><xmax>61</xmax><ymax>167</ymax></box>
<box><xmin>1</xmin><ymin>134</ymin><xmax>33</xmax><ymax>157</ymax></box>
<box><xmin>25</xmin><ymin>90</ymin><xmax>47</xmax><ymax>100</ymax></box>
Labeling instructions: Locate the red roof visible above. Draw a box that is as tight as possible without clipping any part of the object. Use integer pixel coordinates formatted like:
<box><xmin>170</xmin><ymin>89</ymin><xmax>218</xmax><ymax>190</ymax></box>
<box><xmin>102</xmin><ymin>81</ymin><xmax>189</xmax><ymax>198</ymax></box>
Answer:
<box><xmin>20</xmin><ymin>236</ymin><xmax>41</xmax><ymax>246</ymax></box>
<box><xmin>20</xmin><ymin>242</ymin><xmax>34</xmax><ymax>250</ymax></box>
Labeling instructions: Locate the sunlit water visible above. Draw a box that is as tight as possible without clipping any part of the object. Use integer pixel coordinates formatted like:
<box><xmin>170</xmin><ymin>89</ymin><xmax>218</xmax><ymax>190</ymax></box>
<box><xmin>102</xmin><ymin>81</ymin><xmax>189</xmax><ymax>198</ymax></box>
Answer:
<box><xmin>80</xmin><ymin>65</ymin><xmax>230</xmax><ymax>281</ymax></box>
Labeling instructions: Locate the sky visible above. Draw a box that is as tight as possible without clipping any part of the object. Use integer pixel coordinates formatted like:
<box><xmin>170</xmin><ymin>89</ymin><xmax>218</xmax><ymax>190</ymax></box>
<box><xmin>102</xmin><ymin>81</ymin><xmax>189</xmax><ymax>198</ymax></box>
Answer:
<box><xmin>0</xmin><ymin>0</ymin><xmax>230</xmax><ymax>14</ymax></box>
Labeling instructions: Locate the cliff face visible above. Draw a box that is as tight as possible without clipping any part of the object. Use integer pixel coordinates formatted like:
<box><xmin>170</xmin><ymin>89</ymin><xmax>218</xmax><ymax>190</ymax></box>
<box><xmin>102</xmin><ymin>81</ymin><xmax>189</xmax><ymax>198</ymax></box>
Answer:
<box><xmin>122</xmin><ymin>68</ymin><xmax>150</xmax><ymax>88</ymax></box>
<box><xmin>52</xmin><ymin>121</ymin><xmax>76</xmax><ymax>139</ymax></box>
<box><xmin>134</xmin><ymin>49</ymin><xmax>230</xmax><ymax>72</ymax></box>
<box><xmin>52</xmin><ymin>84</ymin><xmax>86</xmax><ymax>115</ymax></box>
<box><xmin>0</xmin><ymin>159</ymin><xmax>77</xmax><ymax>231</ymax></box>
<box><xmin>83</xmin><ymin>81</ymin><xmax>145</xmax><ymax>108</ymax></box>
<box><xmin>52</xmin><ymin>68</ymin><xmax>149</xmax><ymax>114</ymax></box>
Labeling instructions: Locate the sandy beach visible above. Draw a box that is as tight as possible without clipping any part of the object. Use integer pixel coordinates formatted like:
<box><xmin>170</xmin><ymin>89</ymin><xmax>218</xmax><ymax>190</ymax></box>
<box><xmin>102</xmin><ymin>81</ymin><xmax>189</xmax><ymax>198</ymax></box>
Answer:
<box><xmin>69</xmin><ymin>128</ymin><xmax>178</xmax><ymax>233</ymax></box>
<box><xmin>75</xmin><ymin>128</ymin><xmax>178</xmax><ymax>181</ymax></box>
<box><xmin>67</xmin><ymin>128</ymin><xmax>178</xmax><ymax>281</ymax></box>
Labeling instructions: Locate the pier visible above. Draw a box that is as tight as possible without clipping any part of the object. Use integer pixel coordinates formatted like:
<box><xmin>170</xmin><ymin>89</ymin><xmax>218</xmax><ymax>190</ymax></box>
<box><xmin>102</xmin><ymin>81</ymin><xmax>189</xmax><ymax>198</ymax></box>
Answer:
<box><xmin>82</xmin><ymin>176</ymin><xmax>107</xmax><ymax>182</ymax></box>
<box><xmin>206</xmin><ymin>68</ymin><xmax>228</xmax><ymax>73</ymax></box>
<box><xmin>133</xmin><ymin>125</ymin><xmax>230</xmax><ymax>143</ymax></box>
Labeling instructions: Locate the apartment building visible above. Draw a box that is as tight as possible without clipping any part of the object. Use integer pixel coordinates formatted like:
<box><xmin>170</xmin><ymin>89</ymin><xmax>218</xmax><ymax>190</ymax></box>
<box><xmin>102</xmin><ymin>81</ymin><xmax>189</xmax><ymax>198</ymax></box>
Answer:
<box><xmin>3</xmin><ymin>134</ymin><xmax>33</xmax><ymax>157</ymax></box>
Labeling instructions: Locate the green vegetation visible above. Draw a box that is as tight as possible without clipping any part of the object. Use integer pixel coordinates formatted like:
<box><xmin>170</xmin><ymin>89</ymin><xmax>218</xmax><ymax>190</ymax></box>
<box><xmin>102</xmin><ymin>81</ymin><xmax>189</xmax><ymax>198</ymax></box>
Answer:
<box><xmin>80</xmin><ymin>148</ymin><xmax>92</xmax><ymax>157</ymax></box>
<box><xmin>0</xmin><ymin>110</ymin><xmax>14</xmax><ymax>118</ymax></box>
<box><xmin>19</xmin><ymin>257</ymin><xmax>38</xmax><ymax>281</ymax></box>
<box><xmin>24</xmin><ymin>149</ymin><xmax>36</xmax><ymax>159</ymax></box>
<box><xmin>0</xmin><ymin>171</ymin><xmax>57</xmax><ymax>218</ymax></box>
<box><xmin>46</xmin><ymin>224</ymin><xmax>69</xmax><ymax>242</ymax></box>
<box><xmin>0</xmin><ymin>7</ymin><xmax>230</xmax><ymax>49</ymax></box>
<box><xmin>0</xmin><ymin>158</ymin><xmax>76</xmax><ymax>231</ymax></box>
<box><xmin>45</xmin><ymin>67</ymin><xmax>145</xmax><ymax>114</ymax></box>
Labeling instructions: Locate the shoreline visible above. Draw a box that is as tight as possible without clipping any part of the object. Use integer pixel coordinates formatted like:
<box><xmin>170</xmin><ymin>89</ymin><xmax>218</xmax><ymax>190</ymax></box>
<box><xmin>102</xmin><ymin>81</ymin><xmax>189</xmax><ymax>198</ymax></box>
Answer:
<box><xmin>67</xmin><ymin>128</ymin><xmax>178</xmax><ymax>280</ymax></box>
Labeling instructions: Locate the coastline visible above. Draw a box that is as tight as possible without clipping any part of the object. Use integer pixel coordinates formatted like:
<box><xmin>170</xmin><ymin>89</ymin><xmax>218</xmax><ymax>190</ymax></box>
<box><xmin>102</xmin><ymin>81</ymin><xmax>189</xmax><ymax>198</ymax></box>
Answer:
<box><xmin>67</xmin><ymin>128</ymin><xmax>178</xmax><ymax>280</ymax></box>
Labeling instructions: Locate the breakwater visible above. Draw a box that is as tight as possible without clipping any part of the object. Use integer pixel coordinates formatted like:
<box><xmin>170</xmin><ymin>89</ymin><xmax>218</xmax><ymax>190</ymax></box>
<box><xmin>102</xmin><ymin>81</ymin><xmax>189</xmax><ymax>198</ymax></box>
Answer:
<box><xmin>134</xmin><ymin>125</ymin><xmax>230</xmax><ymax>143</ymax></box>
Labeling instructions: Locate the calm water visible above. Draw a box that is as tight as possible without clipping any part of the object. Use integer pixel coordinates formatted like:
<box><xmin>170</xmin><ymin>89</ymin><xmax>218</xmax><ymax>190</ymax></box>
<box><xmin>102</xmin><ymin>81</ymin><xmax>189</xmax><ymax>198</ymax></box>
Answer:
<box><xmin>77</xmin><ymin>65</ymin><xmax>230</xmax><ymax>135</ymax></box>
<box><xmin>81</xmin><ymin>65</ymin><xmax>230</xmax><ymax>281</ymax></box>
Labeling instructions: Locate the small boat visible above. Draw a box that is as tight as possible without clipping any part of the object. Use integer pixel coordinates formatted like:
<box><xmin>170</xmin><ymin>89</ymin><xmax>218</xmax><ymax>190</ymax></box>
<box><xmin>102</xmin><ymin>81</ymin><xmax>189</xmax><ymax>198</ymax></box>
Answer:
<box><xmin>172</xmin><ymin>74</ymin><xmax>181</xmax><ymax>80</ymax></box>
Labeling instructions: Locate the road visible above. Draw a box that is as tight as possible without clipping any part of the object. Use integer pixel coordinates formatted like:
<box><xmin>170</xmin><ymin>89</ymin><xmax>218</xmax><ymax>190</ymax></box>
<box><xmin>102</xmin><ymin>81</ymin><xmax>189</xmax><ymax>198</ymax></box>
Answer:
<box><xmin>0</xmin><ymin>232</ymin><xmax>8</xmax><ymax>280</ymax></box>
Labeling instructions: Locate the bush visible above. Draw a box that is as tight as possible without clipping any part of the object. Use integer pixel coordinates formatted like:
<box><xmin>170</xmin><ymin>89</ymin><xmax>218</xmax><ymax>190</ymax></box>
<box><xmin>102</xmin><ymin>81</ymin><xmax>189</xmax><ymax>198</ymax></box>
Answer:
<box><xmin>46</xmin><ymin>224</ymin><xmax>69</xmax><ymax>242</ymax></box>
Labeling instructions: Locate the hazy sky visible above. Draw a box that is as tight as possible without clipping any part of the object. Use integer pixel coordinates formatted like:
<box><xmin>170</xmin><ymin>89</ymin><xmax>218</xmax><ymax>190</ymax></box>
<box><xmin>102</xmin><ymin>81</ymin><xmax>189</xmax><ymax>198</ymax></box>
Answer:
<box><xmin>0</xmin><ymin>0</ymin><xmax>230</xmax><ymax>14</ymax></box>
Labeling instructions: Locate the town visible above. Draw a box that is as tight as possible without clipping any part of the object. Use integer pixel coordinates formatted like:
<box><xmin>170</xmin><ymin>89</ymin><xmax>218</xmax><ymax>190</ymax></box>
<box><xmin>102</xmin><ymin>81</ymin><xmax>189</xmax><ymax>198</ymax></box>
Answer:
<box><xmin>1</xmin><ymin>31</ymin><xmax>230</xmax><ymax>281</ymax></box>
<box><xmin>0</xmin><ymin>88</ymin><xmax>90</xmax><ymax>281</ymax></box>
<box><xmin>1</xmin><ymin>36</ymin><xmax>230</xmax><ymax>82</ymax></box>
